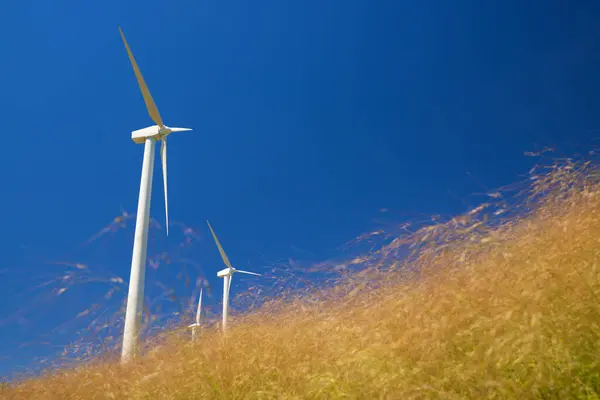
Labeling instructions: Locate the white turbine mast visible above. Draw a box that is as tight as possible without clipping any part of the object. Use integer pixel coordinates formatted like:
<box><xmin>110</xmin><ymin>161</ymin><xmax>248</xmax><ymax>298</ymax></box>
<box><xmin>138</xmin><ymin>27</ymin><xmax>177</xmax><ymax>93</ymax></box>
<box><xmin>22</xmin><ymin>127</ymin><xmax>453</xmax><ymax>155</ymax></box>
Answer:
<box><xmin>119</xmin><ymin>26</ymin><xmax>193</xmax><ymax>363</ymax></box>
<box><xmin>206</xmin><ymin>221</ymin><xmax>261</xmax><ymax>332</ymax></box>
<box><xmin>188</xmin><ymin>288</ymin><xmax>203</xmax><ymax>341</ymax></box>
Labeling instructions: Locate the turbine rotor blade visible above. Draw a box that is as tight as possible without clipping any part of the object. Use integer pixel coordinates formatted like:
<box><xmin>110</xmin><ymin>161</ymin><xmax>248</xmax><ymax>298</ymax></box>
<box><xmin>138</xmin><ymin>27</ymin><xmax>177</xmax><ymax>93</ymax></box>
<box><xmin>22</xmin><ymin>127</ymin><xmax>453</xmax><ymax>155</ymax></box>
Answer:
<box><xmin>118</xmin><ymin>27</ymin><xmax>164</xmax><ymax>128</ymax></box>
<box><xmin>236</xmin><ymin>270</ymin><xmax>262</xmax><ymax>276</ymax></box>
<box><xmin>160</xmin><ymin>137</ymin><xmax>169</xmax><ymax>236</ymax></box>
<box><xmin>169</xmin><ymin>127</ymin><xmax>192</xmax><ymax>133</ymax></box>
<box><xmin>227</xmin><ymin>275</ymin><xmax>232</xmax><ymax>300</ymax></box>
<box><xmin>206</xmin><ymin>221</ymin><xmax>233</xmax><ymax>269</ymax></box>
<box><xmin>195</xmin><ymin>288</ymin><xmax>202</xmax><ymax>325</ymax></box>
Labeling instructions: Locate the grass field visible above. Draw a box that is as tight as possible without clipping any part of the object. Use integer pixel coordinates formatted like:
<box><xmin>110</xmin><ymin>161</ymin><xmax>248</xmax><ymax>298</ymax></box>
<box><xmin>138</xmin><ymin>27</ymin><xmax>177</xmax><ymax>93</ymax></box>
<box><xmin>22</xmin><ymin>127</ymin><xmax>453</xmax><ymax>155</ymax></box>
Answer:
<box><xmin>3</xmin><ymin>158</ymin><xmax>600</xmax><ymax>399</ymax></box>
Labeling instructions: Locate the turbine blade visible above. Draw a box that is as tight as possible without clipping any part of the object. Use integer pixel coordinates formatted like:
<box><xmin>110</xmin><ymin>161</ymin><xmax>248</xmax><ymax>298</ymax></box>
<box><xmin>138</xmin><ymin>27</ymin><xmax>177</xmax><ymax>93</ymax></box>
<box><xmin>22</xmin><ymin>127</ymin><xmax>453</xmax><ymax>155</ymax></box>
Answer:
<box><xmin>195</xmin><ymin>288</ymin><xmax>202</xmax><ymax>325</ymax></box>
<box><xmin>236</xmin><ymin>270</ymin><xmax>262</xmax><ymax>277</ymax></box>
<box><xmin>118</xmin><ymin>27</ymin><xmax>164</xmax><ymax>128</ymax></box>
<box><xmin>227</xmin><ymin>275</ymin><xmax>232</xmax><ymax>300</ymax></box>
<box><xmin>206</xmin><ymin>221</ymin><xmax>233</xmax><ymax>269</ymax></box>
<box><xmin>160</xmin><ymin>138</ymin><xmax>169</xmax><ymax>236</ymax></box>
<box><xmin>169</xmin><ymin>127</ymin><xmax>193</xmax><ymax>133</ymax></box>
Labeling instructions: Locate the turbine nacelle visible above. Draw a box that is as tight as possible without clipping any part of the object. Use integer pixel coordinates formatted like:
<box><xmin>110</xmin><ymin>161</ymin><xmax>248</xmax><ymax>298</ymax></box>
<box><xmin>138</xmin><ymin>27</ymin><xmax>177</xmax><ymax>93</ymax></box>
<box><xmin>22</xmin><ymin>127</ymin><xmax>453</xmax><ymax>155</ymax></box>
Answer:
<box><xmin>131</xmin><ymin>125</ymin><xmax>192</xmax><ymax>144</ymax></box>
<box><xmin>217</xmin><ymin>267</ymin><xmax>235</xmax><ymax>278</ymax></box>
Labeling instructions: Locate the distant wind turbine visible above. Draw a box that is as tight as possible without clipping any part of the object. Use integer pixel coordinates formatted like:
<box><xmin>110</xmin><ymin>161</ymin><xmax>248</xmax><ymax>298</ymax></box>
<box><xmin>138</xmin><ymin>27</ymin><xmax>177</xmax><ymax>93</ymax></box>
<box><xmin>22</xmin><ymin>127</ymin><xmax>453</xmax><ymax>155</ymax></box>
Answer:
<box><xmin>118</xmin><ymin>26</ymin><xmax>193</xmax><ymax>363</ymax></box>
<box><xmin>188</xmin><ymin>288</ymin><xmax>203</xmax><ymax>341</ymax></box>
<box><xmin>207</xmin><ymin>221</ymin><xmax>261</xmax><ymax>332</ymax></box>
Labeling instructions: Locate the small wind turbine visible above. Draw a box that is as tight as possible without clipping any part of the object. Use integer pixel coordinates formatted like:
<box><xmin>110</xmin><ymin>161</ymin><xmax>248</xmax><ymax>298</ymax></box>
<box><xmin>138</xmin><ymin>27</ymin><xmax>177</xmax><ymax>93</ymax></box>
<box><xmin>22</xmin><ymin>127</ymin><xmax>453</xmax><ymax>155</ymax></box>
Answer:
<box><xmin>188</xmin><ymin>288</ymin><xmax>203</xmax><ymax>341</ymax></box>
<box><xmin>118</xmin><ymin>27</ymin><xmax>193</xmax><ymax>363</ymax></box>
<box><xmin>206</xmin><ymin>221</ymin><xmax>261</xmax><ymax>332</ymax></box>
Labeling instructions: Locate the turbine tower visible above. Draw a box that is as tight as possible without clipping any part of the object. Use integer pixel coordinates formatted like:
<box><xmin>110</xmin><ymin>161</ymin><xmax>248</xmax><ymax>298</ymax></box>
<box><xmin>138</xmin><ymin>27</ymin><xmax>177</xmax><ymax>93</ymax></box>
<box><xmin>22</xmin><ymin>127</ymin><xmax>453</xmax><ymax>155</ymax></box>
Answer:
<box><xmin>206</xmin><ymin>221</ymin><xmax>261</xmax><ymax>332</ymax></box>
<box><xmin>119</xmin><ymin>26</ymin><xmax>193</xmax><ymax>363</ymax></box>
<box><xmin>188</xmin><ymin>288</ymin><xmax>203</xmax><ymax>341</ymax></box>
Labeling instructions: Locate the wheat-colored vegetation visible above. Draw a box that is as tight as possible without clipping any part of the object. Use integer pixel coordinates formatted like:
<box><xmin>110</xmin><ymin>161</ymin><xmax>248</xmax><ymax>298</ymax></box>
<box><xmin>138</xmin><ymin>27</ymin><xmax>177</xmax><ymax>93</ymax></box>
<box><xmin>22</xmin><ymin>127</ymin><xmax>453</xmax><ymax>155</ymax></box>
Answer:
<box><xmin>3</xmin><ymin>158</ymin><xmax>600</xmax><ymax>399</ymax></box>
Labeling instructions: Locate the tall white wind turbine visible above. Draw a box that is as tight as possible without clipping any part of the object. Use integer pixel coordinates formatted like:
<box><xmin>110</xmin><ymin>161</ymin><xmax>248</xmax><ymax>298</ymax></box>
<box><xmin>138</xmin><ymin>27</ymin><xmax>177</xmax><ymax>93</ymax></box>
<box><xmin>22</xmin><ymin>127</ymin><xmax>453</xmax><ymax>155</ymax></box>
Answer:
<box><xmin>188</xmin><ymin>288</ymin><xmax>203</xmax><ymax>341</ymax></box>
<box><xmin>206</xmin><ymin>221</ymin><xmax>261</xmax><ymax>332</ymax></box>
<box><xmin>119</xmin><ymin>26</ymin><xmax>193</xmax><ymax>363</ymax></box>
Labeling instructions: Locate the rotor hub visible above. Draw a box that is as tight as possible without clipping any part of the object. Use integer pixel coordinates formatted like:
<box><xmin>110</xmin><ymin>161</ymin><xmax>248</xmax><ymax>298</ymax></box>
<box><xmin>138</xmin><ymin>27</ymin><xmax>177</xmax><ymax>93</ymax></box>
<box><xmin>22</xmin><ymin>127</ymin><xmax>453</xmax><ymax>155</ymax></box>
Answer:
<box><xmin>158</xmin><ymin>127</ymin><xmax>171</xmax><ymax>138</ymax></box>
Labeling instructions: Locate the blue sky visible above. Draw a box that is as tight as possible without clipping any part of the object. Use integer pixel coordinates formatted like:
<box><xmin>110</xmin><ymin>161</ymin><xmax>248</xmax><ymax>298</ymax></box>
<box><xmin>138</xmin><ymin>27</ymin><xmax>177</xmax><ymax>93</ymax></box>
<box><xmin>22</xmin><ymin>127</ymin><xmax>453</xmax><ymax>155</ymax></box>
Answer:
<box><xmin>1</xmin><ymin>0</ymin><xmax>600</xmax><ymax>379</ymax></box>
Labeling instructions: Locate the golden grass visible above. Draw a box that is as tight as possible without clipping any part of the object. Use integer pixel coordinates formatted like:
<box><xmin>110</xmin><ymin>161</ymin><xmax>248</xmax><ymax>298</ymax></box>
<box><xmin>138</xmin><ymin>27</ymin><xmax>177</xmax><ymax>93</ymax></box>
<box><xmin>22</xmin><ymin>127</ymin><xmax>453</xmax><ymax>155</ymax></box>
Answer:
<box><xmin>3</xmin><ymin>159</ymin><xmax>600</xmax><ymax>399</ymax></box>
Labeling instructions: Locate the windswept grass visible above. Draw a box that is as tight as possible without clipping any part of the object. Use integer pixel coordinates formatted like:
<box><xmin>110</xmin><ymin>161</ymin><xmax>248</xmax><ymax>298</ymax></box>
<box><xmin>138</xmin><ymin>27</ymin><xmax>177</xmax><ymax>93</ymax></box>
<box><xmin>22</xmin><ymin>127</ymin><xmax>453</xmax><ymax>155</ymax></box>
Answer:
<box><xmin>3</xmin><ymin>157</ymin><xmax>600</xmax><ymax>399</ymax></box>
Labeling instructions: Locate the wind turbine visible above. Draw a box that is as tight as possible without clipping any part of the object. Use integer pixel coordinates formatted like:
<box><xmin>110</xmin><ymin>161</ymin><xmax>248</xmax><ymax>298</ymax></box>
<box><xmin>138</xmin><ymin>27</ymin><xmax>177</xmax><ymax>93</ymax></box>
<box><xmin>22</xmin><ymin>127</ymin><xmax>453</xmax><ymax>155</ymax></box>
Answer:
<box><xmin>188</xmin><ymin>288</ymin><xmax>203</xmax><ymax>341</ymax></box>
<box><xmin>118</xmin><ymin>26</ymin><xmax>193</xmax><ymax>363</ymax></box>
<box><xmin>206</xmin><ymin>221</ymin><xmax>261</xmax><ymax>332</ymax></box>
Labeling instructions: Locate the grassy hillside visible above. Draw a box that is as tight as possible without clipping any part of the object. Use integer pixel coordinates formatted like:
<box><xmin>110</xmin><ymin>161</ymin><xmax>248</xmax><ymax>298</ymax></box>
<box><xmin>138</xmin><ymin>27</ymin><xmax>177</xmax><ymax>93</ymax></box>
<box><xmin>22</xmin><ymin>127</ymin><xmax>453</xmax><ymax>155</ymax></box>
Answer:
<box><xmin>4</xmin><ymin>159</ymin><xmax>600</xmax><ymax>399</ymax></box>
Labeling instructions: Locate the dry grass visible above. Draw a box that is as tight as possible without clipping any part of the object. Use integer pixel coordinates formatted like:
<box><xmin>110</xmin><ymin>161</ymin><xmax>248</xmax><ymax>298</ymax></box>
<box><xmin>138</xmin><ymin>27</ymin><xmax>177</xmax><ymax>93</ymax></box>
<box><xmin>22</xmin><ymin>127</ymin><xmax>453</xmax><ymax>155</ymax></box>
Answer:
<box><xmin>3</xmin><ymin>158</ymin><xmax>600</xmax><ymax>399</ymax></box>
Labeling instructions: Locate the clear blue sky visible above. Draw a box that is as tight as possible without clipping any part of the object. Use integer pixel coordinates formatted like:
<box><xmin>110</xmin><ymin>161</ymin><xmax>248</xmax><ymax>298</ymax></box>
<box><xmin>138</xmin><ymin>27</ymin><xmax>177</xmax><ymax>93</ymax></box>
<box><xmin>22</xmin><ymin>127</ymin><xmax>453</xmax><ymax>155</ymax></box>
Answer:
<box><xmin>1</xmin><ymin>0</ymin><xmax>599</xmax><ymax>379</ymax></box>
